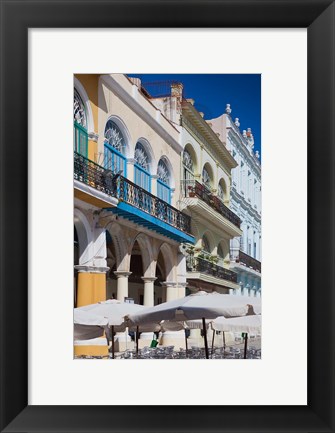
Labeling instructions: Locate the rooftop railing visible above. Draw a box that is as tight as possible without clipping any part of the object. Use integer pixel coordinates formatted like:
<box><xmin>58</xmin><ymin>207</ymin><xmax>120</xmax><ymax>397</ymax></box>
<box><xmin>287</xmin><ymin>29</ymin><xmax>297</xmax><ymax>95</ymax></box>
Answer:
<box><xmin>74</xmin><ymin>152</ymin><xmax>192</xmax><ymax>234</ymax></box>
<box><xmin>181</xmin><ymin>179</ymin><xmax>241</xmax><ymax>228</ymax></box>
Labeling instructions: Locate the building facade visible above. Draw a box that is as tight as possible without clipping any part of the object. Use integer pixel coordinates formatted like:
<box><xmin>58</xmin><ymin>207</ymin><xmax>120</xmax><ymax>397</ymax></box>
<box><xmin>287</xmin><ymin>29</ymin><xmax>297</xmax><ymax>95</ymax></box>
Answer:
<box><xmin>208</xmin><ymin>104</ymin><xmax>261</xmax><ymax>297</ymax></box>
<box><xmin>74</xmin><ymin>74</ymin><xmax>197</xmax><ymax>348</ymax></box>
<box><xmin>148</xmin><ymin>83</ymin><xmax>242</xmax><ymax>294</ymax></box>
<box><xmin>73</xmin><ymin>75</ymin><xmax>260</xmax><ymax>352</ymax></box>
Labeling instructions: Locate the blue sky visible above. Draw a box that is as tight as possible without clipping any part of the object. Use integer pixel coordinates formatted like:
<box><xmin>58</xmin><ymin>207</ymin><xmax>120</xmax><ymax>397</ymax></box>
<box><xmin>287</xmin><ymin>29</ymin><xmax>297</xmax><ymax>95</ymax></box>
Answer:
<box><xmin>128</xmin><ymin>74</ymin><xmax>261</xmax><ymax>157</ymax></box>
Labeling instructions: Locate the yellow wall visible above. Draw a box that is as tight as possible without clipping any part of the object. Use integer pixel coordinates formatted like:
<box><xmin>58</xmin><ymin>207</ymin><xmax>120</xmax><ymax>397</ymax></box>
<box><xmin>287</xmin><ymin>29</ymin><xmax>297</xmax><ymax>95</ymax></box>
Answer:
<box><xmin>75</xmin><ymin>74</ymin><xmax>99</xmax><ymax>162</ymax></box>
<box><xmin>74</xmin><ymin>344</ymin><xmax>109</xmax><ymax>357</ymax></box>
<box><xmin>77</xmin><ymin>272</ymin><xmax>106</xmax><ymax>307</ymax></box>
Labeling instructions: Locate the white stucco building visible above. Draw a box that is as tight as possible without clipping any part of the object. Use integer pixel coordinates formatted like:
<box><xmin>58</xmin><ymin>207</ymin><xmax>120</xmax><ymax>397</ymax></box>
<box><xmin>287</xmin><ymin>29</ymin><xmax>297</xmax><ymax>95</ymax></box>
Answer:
<box><xmin>74</xmin><ymin>74</ymin><xmax>195</xmax><ymax>349</ymax></box>
<box><xmin>208</xmin><ymin>104</ymin><xmax>261</xmax><ymax>297</ymax></box>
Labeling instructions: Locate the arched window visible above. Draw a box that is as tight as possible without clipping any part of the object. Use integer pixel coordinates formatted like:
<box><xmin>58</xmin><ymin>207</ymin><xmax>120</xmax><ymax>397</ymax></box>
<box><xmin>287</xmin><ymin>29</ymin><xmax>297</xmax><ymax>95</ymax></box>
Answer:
<box><xmin>217</xmin><ymin>243</ymin><xmax>224</xmax><ymax>259</ymax></box>
<box><xmin>134</xmin><ymin>142</ymin><xmax>151</xmax><ymax>191</ymax></box>
<box><xmin>73</xmin><ymin>89</ymin><xmax>88</xmax><ymax>156</ymax></box>
<box><xmin>183</xmin><ymin>149</ymin><xmax>194</xmax><ymax>181</ymax></box>
<box><xmin>202</xmin><ymin>235</ymin><xmax>210</xmax><ymax>253</ymax></box>
<box><xmin>217</xmin><ymin>242</ymin><xmax>228</xmax><ymax>266</ymax></box>
<box><xmin>182</xmin><ymin>148</ymin><xmax>195</xmax><ymax>197</ymax></box>
<box><xmin>218</xmin><ymin>179</ymin><xmax>226</xmax><ymax>201</ymax></box>
<box><xmin>104</xmin><ymin>120</ymin><xmax>127</xmax><ymax>175</ymax></box>
<box><xmin>157</xmin><ymin>159</ymin><xmax>171</xmax><ymax>204</ymax></box>
<box><xmin>202</xmin><ymin>166</ymin><xmax>212</xmax><ymax>190</ymax></box>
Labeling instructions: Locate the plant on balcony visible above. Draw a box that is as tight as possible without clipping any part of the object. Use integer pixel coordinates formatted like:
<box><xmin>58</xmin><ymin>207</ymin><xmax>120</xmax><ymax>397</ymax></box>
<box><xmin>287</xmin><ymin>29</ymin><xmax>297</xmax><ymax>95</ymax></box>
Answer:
<box><xmin>209</xmin><ymin>255</ymin><xmax>219</xmax><ymax>264</ymax></box>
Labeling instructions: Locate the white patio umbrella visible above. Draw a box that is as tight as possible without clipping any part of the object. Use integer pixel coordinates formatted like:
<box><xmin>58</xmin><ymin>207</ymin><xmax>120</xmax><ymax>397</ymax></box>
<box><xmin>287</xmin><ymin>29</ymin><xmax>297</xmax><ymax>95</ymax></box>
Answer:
<box><xmin>126</xmin><ymin>291</ymin><xmax>261</xmax><ymax>358</ymax></box>
<box><xmin>74</xmin><ymin>309</ymin><xmax>109</xmax><ymax>341</ymax></box>
<box><xmin>75</xmin><ymin>300</ymin><xmax>184</xmax><ymax>357</ymax></box>
<box><xmin>212</xmin><ymin>314</ymin><xmax>262</xmax><ymax>333</ymax></box>
<box><xmin>75</xmin><ymin>299</ymin><xmax>146</xmax><ymax>358</ymax></box>
<box><xmin>212</xmin><ymin>315</ymin><xmax>262</xmax><ymax>359</ymax></box>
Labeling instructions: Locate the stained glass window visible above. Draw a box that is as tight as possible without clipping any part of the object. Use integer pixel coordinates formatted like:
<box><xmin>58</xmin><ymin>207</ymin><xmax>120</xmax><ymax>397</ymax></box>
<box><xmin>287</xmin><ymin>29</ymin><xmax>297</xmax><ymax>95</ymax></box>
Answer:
<box><xmin>157</xmin><ymin>159</ymin><xmax>171</xmax><ymax>204</ymax></box>
<box><xmin>183</xmin><ymin>149</ymin><xmax>194</xmax><ymax>172</ymax></box>
<box><xmin>218</xmin><ymin>181</ymin><xmax>225</xmax><ymax>200</ymax></box>
<box><xmin>104</xmin><ymin>120</ymin><xmax>126</xmax><ymax>154</ymax></box>
<box><xmin>202</xmin><ymin>166</ymin><xmax>211</xmax><ymax>189</ymax></box>
<box><xmin>157</xmin><ymin>159</ymin><xmax>170</xmax><ymax>185</ymax></box>
<box><xmin>134</xmin><ymin>142</ymin><xmax>151</xmax><ymax>191</ymax></box>
<box><xmin>73</xmin><ymin>88</ymin><xmax>88</xmax><ymax>156</ymax></box>
<box><xmin>134</xmin><ymin>142</ymin><xmax>149</xmax><ymax>171</ymax></box>
<box><xmin>73</xmin><ymin>89</ymin><xmax>87</xmax><ymax>128</ymax></box>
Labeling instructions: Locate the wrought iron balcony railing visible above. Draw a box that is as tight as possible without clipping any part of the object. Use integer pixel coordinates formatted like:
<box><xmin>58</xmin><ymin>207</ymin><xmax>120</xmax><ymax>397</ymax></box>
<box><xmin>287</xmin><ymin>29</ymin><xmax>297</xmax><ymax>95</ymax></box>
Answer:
<box><xmin>186</xmin><ymin>256</ymin><xmax>238</xmax><ymax>283</ymax></box>
<box><xmin>181</xmin><ymin>179</ymin><xmax>241</xmax><ymax>229</ymax></box>
<box><xmin>74</xmin><ymin>151</ymin><xmax>118</xmax><ymax>197</ymax></box>
<box><xmin>230</xmin><ymin>249</ymin><xmax>261</xmax><ymax>273</ymax></box>
<box><xmin>74</xmin><ymin>152</ymin><xmax>192</xmax><ymax>234</ymax></box>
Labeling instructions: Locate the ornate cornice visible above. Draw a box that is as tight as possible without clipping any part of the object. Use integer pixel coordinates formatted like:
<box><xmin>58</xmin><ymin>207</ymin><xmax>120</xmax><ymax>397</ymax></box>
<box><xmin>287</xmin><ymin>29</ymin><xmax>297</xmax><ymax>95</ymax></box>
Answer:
<box><xmin>74</xmin><ymin>265</ymin><xmax>110</xmax><ymax>273</ymax></box>
<box><xmin>231</xmin><ymin>189</ymin><xmax>261</xmax><ymax>223</ymax></box>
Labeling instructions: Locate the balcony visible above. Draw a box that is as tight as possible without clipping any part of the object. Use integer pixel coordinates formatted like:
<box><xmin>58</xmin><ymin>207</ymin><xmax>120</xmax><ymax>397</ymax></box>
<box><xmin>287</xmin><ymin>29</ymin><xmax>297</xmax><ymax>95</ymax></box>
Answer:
<box><xmin>181</xmin><ymin>180</ymin><xmax>241</xmax><ymax>233</ymax></box>
<box><xmin>74</xmin><ymin>152</ymin><xmax>194</xmax><ymax>243</ymax></box>
<box><xmin>186</xmin><ymin>255</ymin><xmax>238</xmax><ymax>290</ymax></box>
<box><xmin>230</xmin><ymin>249</ymin><xmax>261</xmax><ymax>273</ymax></box>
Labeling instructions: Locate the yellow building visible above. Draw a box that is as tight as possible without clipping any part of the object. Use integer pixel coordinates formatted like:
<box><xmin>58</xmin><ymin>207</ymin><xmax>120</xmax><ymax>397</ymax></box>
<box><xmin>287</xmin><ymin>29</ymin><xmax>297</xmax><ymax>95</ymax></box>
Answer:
<box><xmin>73</xmin><ymin>74</ymin><xmax>195</xmax><ymax>350</ymax></box>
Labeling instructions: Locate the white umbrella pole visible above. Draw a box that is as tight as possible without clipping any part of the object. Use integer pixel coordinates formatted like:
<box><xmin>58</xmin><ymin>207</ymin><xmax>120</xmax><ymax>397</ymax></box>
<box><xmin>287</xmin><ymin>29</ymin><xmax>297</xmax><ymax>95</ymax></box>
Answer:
<box><xmin>136</xmin><ymin>326</ymin><xmax>139</xmax><ymax>358</ymax></box>
<box><xmin>202</xmin><ymin>318</ymin><xmax>209</xmax><ymax>359</ymax></box>
<box><xmin>184</xmin><ymin>329</ymin><xmax>188</xmax><ymax>357</ymax></box>
<box><xmin>211</xmin><ymin>329</ymin><xmax>215</xmax><ymax>358</ymax></box>
<box><xmin>111</xmin><ymin>325</ymin><xmax>115</xmax><ymax>359</ymax></box>
<box><xmin>244</xmin><ymin>333</ymin><xmax>248</xmax><ymax>359</ymax></box>
<box><xmin>222</xmin><ymin>331</ymin><xmax>226</xmax><ymax>349</ymax></box>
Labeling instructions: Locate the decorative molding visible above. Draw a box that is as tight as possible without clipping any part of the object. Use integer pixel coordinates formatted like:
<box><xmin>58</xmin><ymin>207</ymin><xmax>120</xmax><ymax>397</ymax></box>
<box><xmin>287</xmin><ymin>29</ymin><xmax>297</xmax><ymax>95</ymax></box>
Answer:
<box><xmin>182</xmin><ymin>116</ymin><xmax>235</xmax><ymax>173</ymax></box>
<box><xmin>74</xmin><ymin>265</ymin><xmax>110</xmax><ymax>273</ymax></box>
<box><xmin>114</xmin><ymin>271</ymin><xmax>132</xmax><ymax>278</ymax></box>
<box><xmin>141</xmin><ymin>276</ymin><xmax>158</xmax><ymax>283</ymax></box>
<box><xmin>88</xmin><ymin>131</ymin><xmax>99</xmax><ymax>142</ymax></box>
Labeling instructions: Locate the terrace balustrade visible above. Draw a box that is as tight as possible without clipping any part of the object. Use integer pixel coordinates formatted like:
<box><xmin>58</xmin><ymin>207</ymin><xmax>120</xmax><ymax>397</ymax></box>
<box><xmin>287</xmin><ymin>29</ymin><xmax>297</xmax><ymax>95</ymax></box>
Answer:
<box><xmin>230</xmin><ymin>249</ymin><xmax>261</xmax><ymax>273</ymax></box>
<box><xmin>186</xmin><ymin>255</ymin><xmax>238</xmax><ymax>283</ymax></box>
<box><xmin>181</xmin><ymin>179</ymin><xmax>241</xmax><ymax>228</ymax></box>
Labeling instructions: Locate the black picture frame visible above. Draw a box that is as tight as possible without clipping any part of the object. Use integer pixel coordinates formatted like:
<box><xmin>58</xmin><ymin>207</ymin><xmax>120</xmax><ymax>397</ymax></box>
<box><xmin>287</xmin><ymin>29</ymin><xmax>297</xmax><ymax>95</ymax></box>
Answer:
<box><xmin>1</xmin><ymin>0</ymin><xmax>334</xmax><ymax>432</ymax></box>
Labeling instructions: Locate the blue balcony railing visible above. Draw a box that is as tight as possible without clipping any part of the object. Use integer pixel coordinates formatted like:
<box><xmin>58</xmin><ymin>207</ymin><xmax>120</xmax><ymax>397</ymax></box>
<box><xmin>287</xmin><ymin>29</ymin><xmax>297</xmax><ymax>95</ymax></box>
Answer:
<box><xmin>74</xmin><ymin>152</ymin><xmax>192</xmax><ymax>235</ymax></box>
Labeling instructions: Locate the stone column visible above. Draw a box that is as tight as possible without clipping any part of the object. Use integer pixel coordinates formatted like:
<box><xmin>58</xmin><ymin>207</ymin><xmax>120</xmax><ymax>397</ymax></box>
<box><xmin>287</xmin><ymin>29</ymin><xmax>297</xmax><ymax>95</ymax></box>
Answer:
<box><xmin>75</xmin><ymin>266</ymin><xmax>109</xmax><ymax>307</ymax></box>
<box><xmin>176</xmin><ymin>253</ymin><xmax>187</xmax><ymax>299</ymax></box>
<box><xmin>142</xmin><ymin>277</ymin><xmax>157</xmax><ymax>307</ymax></box>
<box><xmin>162</xmin><ymin>281</ymin><xmax>179</xmax><ymax>302</ymax></box>
<box><xmin>114</xmin><ymin>271</ymin><xmax>132</xmax><ymax>302</ymax></box>
<box><xmin>160</xmin><ymin>280</ymin><xmax>186</xmax><ymax>349</ymax></box>
<box><xmin>138</xmin><ymin>277</ymin><xmax>157</xmax><ymax>348</ymax></box>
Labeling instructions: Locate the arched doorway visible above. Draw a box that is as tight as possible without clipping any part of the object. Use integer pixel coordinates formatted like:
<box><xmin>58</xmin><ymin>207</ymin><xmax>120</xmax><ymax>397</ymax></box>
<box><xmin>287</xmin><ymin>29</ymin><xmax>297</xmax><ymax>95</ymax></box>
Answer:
<box><xmin>155</xmin><ymin>250</ymin><xmax>166</xmax><ymax>304</ymax></box>
<box><xmin>128</xmin><ymin>240</ymin><xmax>144</xmax><ymax>304</ymax></box>
<box><xmin>106</xmin><ymin>230</ymin><xmax>118</xmax><ymax>300</ymax></box>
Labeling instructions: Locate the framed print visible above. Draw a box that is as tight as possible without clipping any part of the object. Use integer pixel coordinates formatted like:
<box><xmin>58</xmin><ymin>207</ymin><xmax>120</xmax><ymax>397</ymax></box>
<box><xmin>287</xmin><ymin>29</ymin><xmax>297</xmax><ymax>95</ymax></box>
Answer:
<box><xmin>0</xmin><ymin>0</ymin><xmax>334</xmax><ymax>432</ymax></box>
